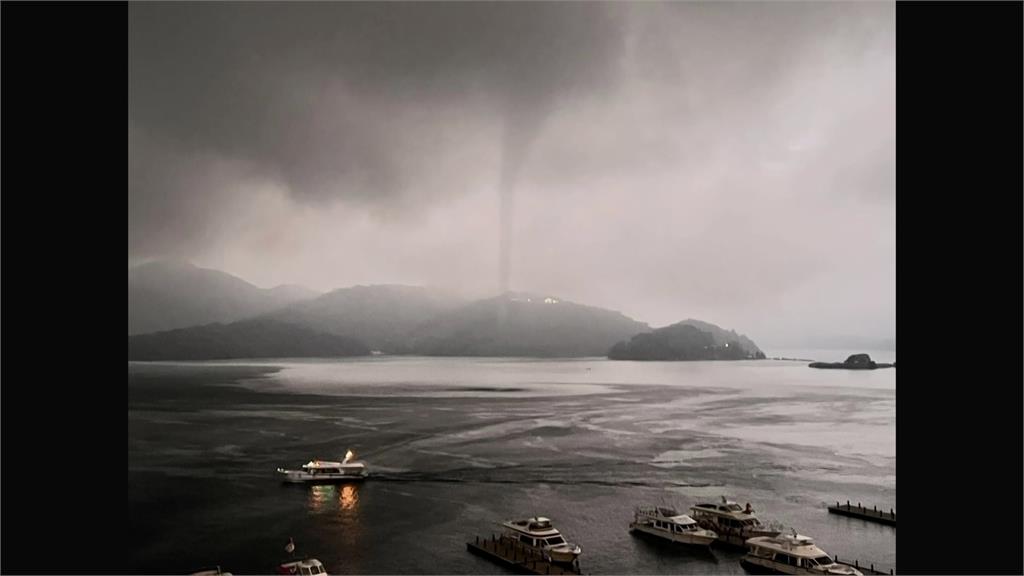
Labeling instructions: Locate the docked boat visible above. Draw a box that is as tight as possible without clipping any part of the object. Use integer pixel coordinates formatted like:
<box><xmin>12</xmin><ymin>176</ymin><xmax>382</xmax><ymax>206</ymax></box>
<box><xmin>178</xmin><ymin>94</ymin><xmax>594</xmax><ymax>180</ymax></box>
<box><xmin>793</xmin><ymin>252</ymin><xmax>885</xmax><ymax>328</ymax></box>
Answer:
<box><xmin>689</xmin><ymin>496</ymin><xmax>780</xmax><ymax>546</ymax></box>
<box><xmin>277</xmin><ymin>538</ymin><xmax>328</xmax><ymax>575</ymax></box>
<box><xmin>741</xmin><ymin>531</ymin><xmax>862</xmax><ymax>575</ymax></box>
<box><xmin>501</xmin><ymin>516</ymin><xmax>582</xmax><ymax>565</ymax></box>
<box><xmin>629</xmin><ymin>506</ymin><xmax>718</xmax><ymax>547</ymax></box>
<box><xmin>277</xmin><ymin>558</ymin><xmax>327</xmax><ymax>576</ymax></box>
<box><xmin>277</xmin><ymin>450</ymin><xmax>368</xmax><ymax>483</ymax></box>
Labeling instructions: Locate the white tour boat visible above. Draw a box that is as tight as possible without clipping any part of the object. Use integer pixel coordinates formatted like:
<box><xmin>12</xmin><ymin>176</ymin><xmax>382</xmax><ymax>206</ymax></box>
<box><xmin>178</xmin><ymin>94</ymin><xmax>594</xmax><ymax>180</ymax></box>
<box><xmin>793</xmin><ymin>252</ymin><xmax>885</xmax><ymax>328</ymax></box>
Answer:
<box><xmin>629</xmin><ymin>506</ymin><xmax>718</xmax><ymax>547</ymax></box>
<box><xmin>277</xmin><ymin>450</ymin><xmax>368</xmax><ymax>483</ymax></box>
<box><xmin>276</xmin><ymin>537</ymin><xmax>328</xmax><ymax>575</ymax></box>
<box><xmin>689</xmin><ymin>496</ymin><xmax>780</xmax><ymax>546</ymax></box>
<box><xmin>741</xmin><ymin>531</ymin><xmax>862</xmax><ymax>575</ymax></box>
<box><xmin>277</xmin><ymin>557</ymin><xmax>327</xmax><ymax>576</ymax></box>
<box><xmin>501</xmin><ymin>516</ymin><xmax>582</xmax><ymax>565</ymax></box>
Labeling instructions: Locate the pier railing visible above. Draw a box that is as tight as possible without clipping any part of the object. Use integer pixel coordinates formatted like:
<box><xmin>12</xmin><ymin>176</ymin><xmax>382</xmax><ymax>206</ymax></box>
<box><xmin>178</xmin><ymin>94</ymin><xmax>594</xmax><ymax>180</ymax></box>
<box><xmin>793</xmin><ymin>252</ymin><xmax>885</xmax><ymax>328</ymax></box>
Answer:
<box><xmin>828</xmin><ymin>501</ymin><xmax>896</xmax><ymax>526</ymax></box>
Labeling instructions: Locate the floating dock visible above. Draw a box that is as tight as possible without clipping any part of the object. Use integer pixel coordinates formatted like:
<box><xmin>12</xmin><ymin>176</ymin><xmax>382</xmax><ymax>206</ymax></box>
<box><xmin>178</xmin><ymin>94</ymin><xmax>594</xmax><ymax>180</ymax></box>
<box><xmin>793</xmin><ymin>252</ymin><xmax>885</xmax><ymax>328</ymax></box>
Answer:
<box><xmin>828</xmin><ymin>501</ymin><xmax>896</xmax><ymax>526</ymax></box>
<box><xmin>833</xmin><ymin>555</ymin><xmax>894</xmax><ymax>575</ymax></box>
<box><xmin>467</xmin><ymin>534</ymin><xmax>582</xmax><ymax>575</ymax></box>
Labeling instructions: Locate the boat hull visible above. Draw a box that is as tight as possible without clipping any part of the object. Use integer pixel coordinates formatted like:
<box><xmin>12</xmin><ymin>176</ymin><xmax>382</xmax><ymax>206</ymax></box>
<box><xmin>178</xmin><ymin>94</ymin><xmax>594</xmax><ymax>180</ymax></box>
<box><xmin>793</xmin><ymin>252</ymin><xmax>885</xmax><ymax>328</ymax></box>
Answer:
<box><xmin>740</xmin><ymin>557</ymin><xmax>860</xmax><ymax>575</ymax></box>
<box><xmin>544</xmin><ymin>548</ymin><xmax>581</xmax><ymax>564</ymax></box>
<box><xmin>278</xmin><ymin>470</ymin><xmax>368</xmax><ymax>483</ymax></box>
<box><xmin>741</xmin><ymin>558</ymin><xmax>787</xmax><ymax>574</ymax></box>
<box><xmin>629</xmin><ymin>523</ymin><xmax>716</xmax><ymax>547</ymax></box>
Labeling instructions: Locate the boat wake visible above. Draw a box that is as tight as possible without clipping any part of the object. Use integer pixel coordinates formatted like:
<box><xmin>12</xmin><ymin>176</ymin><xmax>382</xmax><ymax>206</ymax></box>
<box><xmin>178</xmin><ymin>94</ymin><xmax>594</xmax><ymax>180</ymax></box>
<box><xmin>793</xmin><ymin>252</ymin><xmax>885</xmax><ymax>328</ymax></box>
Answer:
<box><xmin>366</xmin><ymin>471</ymin><xmax>723</xmax><ymax>488</ymax></box>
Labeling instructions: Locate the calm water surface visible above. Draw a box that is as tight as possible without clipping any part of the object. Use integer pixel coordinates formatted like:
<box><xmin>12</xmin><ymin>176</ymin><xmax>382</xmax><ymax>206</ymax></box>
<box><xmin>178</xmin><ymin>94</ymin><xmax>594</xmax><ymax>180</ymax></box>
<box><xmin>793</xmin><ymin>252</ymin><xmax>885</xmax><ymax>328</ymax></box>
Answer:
<box><xmin>128</xmin><ymin>357</ymin><xmax>895</xmax><ymax>574</ymax></box>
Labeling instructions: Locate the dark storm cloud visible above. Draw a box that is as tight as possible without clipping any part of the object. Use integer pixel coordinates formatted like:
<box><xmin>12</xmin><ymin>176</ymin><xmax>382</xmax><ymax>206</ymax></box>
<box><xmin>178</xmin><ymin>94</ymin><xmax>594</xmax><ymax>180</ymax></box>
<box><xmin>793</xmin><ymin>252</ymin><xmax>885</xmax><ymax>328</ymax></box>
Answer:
<box><xmin>129</xmin><ymin>2</ymin><xmax>625</xmax><ymax>206</ymax></box>
<box><xmin>129</xmin><ymin>2</ymin><xmax>895</xmax><ymax>347</ymax></box>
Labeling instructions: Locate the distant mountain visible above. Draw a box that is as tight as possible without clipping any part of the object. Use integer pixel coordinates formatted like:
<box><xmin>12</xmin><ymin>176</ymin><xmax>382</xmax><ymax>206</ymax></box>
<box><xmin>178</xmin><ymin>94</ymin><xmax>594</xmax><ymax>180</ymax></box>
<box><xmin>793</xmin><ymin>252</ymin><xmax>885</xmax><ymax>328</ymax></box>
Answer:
<box><xmin>127</xmin><ymin>318</ymin><xmax>369</xmax><ymax>361</ymax></box>
<box><xmin>671</xmin><ymin>319</ymin><xmax>763</xmax><ymax>354</ymax></box>
<box><xmin>264</xmin><ymin>284</ymin><xmax>465</xmax><ymax>352</ymax></box>
<box><xmin>405</xmin><ymin>292</ymin><xmax>650</xmax><ymax>357</ymax></box>
<box><xmin>266</xmin><ymin>283</ymin><xmax>322</xmax><ymax>302</ymax></box>
<box><xmin>608</xmin><ymin>321</ymin><xmax>765</xmax><ymax>361</ymax></box>
<box><xmin>128</xmin><ymin>261</ymin><xmax>320</xmax><ymax>334</ymax></box>
<box><xmin>127</xmin><ymin>264</ymin><xmax>767</xmax><ymax>361</ymax></box>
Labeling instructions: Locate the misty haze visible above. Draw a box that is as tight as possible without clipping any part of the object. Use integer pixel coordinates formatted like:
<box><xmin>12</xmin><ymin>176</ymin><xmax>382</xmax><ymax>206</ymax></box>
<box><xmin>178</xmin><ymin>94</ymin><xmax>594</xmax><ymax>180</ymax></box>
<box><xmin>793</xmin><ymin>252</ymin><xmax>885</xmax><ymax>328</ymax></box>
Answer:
<box><xmin>129</xmin><ymin>2</ymin><xmax>895</xmax><ymax>575</ymax></box>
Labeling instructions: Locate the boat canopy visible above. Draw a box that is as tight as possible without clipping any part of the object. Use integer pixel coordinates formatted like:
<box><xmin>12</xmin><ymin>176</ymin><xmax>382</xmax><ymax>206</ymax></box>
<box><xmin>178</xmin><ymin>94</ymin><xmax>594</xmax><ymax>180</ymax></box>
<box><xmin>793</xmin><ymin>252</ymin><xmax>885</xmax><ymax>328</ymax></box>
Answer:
<box><xmin>503</xmin><ymin>517</ymin><xmax>560</xmax><ymax>536</ymax></box>
<box><xmin>635</xmin><ymin>506</ymin><xmax>699</xmax><ymax>526</ymax></box>
<box><xmin>304</xmin><ymin>460</ymin><xmax>344</xmax><ymax>468</ymax></box>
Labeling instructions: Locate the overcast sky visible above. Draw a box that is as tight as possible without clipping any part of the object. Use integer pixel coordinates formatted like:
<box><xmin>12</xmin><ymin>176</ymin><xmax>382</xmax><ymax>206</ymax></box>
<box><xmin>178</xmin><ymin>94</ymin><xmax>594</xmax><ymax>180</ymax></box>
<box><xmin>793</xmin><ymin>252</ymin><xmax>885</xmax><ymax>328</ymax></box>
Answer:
<box><xmin>129</xmin><ymin>2</ymin><xmax>895</xmax><ymax>347</ymax></box>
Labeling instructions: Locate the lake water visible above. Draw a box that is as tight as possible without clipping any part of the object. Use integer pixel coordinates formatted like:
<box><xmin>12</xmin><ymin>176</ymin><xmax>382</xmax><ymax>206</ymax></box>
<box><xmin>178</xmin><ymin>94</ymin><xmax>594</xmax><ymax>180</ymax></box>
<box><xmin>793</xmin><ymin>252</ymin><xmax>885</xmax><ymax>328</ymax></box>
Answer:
<box><xmin>128</xmin><ymin>356</ymin><xmax>896</xmax><ymax>574</ymax></box>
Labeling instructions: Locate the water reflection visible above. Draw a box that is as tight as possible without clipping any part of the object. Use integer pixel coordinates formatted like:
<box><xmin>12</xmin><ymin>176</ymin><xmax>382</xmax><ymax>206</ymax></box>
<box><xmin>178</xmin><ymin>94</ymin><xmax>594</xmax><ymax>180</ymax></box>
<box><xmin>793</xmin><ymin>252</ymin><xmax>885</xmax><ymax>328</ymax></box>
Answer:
<box><xmin>340</xmin><ymin>484</ymin><xmax>358</xmax><ymax>511</ymax></box>
<box><xmin>305</xmin><ymin>479</ymin><xmax>333</xmax><ymax>510</ymax></box>
<box><xmin>307</xmin><ymin>483</ymin><xmax>361</xmax><ymax>515</ymax></box>
<box><xmin>305</xmin><ymin>482</ymin><xmax>364</xmax><ymax>571</ymax></box>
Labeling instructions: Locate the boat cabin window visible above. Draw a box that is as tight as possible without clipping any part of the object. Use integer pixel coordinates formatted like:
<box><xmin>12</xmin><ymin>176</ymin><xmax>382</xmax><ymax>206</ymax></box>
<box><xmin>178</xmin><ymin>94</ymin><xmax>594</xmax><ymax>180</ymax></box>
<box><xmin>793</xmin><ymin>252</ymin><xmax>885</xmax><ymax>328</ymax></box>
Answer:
<box><xmin>545</xmin><ymin>536</ymin><xmax>565</xmax><ymax>546</ymax></box>
<box><xmin>773</xmin><ymin>553</ymin><xmax>799</xmax><ymax>566</ymax></box>
<box><xmin>519</xmin><ymin>535</ymin><xmax>535</xmax><ymax>546</ymax></box>
<box><xmin>805</xmin><ymin>556</ymin><xmax>833</xmax><ymax>567</ymax></box>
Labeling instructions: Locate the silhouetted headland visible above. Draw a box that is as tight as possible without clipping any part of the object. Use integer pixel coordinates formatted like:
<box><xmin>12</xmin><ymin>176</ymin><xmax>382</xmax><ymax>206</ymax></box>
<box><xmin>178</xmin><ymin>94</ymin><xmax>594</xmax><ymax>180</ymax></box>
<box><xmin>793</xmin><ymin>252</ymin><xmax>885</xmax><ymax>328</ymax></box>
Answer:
<box><xmin>809</xmin><ymin>353</ymin><xmax>894</xmax><ymax>370</ymax></box>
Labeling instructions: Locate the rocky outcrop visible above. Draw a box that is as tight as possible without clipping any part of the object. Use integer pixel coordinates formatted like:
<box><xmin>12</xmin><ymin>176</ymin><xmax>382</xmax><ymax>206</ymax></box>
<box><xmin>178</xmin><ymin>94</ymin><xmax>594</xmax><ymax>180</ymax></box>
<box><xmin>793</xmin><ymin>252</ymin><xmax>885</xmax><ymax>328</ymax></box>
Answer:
<box><xmin>809</xmin><ymin>353</ymin><xmax>895</xmax><ymax>370</ymax></box>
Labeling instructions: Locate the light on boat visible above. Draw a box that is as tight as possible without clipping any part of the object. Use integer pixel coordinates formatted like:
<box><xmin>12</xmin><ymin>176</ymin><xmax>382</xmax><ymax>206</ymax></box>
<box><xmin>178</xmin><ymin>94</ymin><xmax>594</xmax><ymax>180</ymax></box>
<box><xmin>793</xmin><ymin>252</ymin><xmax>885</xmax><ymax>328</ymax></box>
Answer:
<box><xmin>345</xmin><ymin>449</ymin><xmax>355</xmax><ymax>462</ymax></box>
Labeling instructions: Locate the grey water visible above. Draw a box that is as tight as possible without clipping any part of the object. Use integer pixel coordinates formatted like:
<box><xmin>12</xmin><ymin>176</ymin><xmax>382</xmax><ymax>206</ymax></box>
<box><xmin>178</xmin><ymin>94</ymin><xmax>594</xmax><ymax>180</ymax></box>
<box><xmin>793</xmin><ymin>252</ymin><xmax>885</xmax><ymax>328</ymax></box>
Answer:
<box><xmin>128</xmin><ymin>356</ymin><xmax>895</xmax><ymax>574</ymax></box>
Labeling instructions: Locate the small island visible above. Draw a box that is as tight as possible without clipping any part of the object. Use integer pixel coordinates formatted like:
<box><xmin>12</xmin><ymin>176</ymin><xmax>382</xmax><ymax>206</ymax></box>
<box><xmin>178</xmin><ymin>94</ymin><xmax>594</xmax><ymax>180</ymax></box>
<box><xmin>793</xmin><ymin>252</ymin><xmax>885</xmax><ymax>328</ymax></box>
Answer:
<box><xmin>608</xmin><ymin>321</ymin><xmax>765</xmax><ymax>361</ymax></box>
<box><xmin>809</xmin><ymin>353</ymin><xmax>895</xmax><ymax>370</ymax></box>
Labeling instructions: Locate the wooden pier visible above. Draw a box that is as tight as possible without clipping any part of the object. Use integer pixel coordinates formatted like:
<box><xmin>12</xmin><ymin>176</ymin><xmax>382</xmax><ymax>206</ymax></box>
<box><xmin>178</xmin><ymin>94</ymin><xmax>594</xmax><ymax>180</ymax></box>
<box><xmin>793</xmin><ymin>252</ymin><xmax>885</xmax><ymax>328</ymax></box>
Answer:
<box><xmin>833</xmin><ymin>554</ymin><xmax>894</xmax><ymax>575</ymax></box>
<box><xmin>828</xmin><ymin>501</ymin><xmax>896</xmax><ymax>526</ymax></box>
<box><xmin>467</xmin><ymin>534</ymin><xmax>582</xmax><ymax>575</ymax></box>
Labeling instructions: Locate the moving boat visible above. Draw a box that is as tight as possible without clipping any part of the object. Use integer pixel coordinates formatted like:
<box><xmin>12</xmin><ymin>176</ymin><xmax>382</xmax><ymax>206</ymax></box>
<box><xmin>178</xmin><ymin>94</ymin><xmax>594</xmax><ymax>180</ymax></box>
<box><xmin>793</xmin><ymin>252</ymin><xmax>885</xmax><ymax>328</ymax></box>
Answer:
<box><xmin>277</xmin><ymin>450</ymin><xmax>368</xmax><ymax>483</ymax></box>
<box><xmin>500</xmin><ymin>516</ymin><xmax>582</xmax><ymax>565</ymax></box>
<box><xmin>741</xmin><ymin>531</ymin><xmax>862</xmax><ymax>575</ymax></box>
<box><xmin>629</xmin><ymin>506</ymin><xmax>718</xmax><ymax>547</ymax></box>
<box><xmin>689</xmin><ymin>496</ymin><xmax>780</xmax><ymax>546</ymax></box>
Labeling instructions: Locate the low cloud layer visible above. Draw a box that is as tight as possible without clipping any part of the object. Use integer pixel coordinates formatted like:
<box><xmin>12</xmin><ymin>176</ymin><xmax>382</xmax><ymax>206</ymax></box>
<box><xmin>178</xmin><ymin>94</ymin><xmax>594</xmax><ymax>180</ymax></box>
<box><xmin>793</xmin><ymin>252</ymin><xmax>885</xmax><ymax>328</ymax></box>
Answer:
<box><xmin>129</xmin><ymin>2</ymin><xmax>895</xmax><ymax>347</ymax></box>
